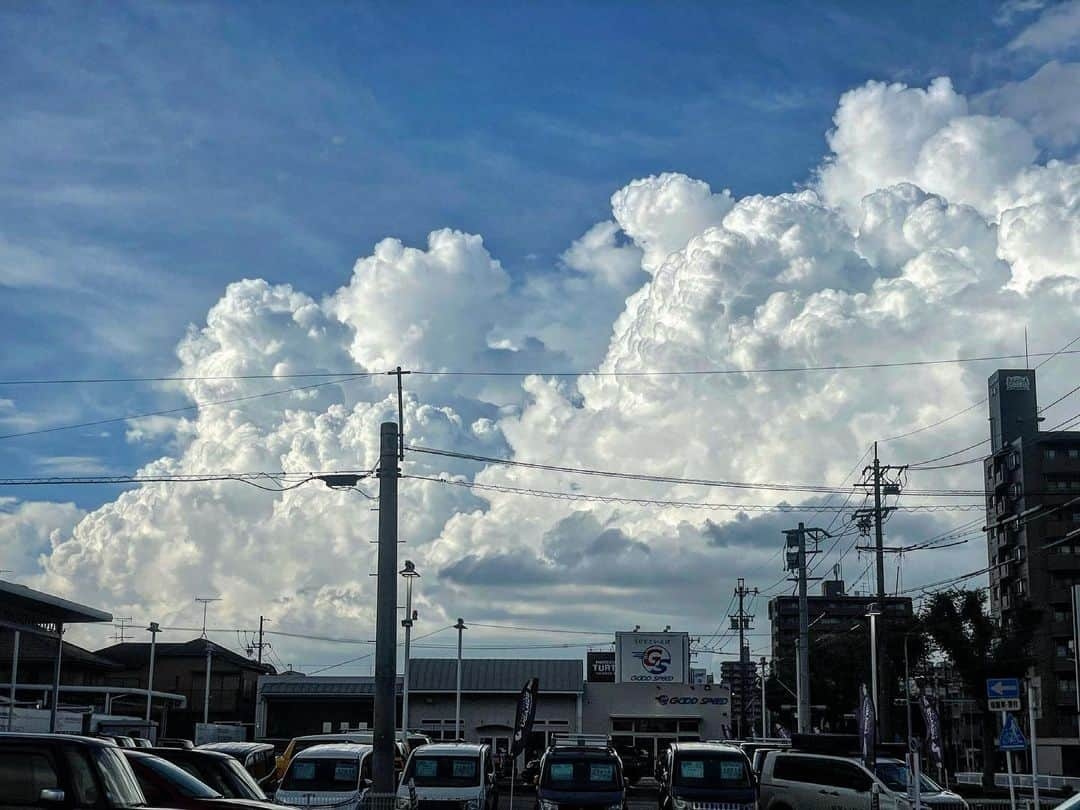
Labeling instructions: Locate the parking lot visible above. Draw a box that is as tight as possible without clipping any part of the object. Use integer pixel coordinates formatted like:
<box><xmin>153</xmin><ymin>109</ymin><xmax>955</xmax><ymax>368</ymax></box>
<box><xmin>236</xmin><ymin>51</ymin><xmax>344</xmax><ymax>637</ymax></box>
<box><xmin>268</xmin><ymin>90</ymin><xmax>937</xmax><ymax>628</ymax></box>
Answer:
<box><xmin>499</xmin><ymin>781</ymin><xmax>659</xmax><ymax>810</ymax></box>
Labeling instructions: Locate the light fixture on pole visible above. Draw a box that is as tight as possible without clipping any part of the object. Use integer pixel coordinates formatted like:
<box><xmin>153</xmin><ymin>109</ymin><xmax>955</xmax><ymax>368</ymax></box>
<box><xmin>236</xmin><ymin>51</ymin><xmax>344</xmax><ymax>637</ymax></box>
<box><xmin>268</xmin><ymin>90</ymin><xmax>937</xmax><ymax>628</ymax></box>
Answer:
<box><xmin>145</xmin><ymin>622</ymin><xmax>160</xmax><ymax>724</ymax></box>
<box><xmin>400</xmin><ymin>560</ymin><xmax>420</xmax><ymax>736</ymax></box>
<box><xmin>454</xmin><ymin>618</ymin><xmax>467</xmax><ymax>740</ymax></box>
<box><xmin>867</xmin><ymin>603</ymin><xmax>881</xmax><ymax>740</ymax></box>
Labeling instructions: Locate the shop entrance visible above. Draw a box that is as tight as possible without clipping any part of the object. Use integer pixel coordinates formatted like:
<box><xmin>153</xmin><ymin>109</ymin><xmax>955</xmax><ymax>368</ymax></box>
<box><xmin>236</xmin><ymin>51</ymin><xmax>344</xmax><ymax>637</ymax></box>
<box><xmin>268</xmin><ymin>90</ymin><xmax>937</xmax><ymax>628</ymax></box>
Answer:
<box><xmin>610</xmin><ymin>717</ymin><xmax>700</xmax><ymax>774</ymax></box>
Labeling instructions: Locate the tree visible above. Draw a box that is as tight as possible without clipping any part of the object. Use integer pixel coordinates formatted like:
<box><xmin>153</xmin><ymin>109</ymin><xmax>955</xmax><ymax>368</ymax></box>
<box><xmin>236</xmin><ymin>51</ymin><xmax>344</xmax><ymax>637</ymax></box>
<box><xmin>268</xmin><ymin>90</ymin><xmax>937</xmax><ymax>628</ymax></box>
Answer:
<box><xmin>920</xmin><ymin>588</ymin><xmax>1039</xmax><ymax>787</ymax></box>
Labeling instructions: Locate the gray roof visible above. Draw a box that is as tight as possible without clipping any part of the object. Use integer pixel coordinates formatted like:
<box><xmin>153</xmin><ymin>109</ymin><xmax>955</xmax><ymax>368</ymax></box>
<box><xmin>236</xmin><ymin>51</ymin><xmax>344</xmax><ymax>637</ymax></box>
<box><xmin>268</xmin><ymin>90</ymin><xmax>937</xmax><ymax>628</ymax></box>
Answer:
<box><xmin>408</xmin><ymin>658</ymin><xmax>583</xmax><ymax>693</ymax></box>
<box><xmin>0</xmin><ymin>580</ymin><xmax>112</xmax><ymax>626</ymax></box>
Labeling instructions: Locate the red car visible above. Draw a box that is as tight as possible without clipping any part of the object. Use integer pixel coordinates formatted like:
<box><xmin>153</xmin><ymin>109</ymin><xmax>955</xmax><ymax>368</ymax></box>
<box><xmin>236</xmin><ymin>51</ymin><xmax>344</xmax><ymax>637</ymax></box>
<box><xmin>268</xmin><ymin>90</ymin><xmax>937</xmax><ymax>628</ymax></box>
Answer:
<box><xmin>122</xmin><ymin>749</ymin><xmax>290</xmax><ymax>810</ymax></box>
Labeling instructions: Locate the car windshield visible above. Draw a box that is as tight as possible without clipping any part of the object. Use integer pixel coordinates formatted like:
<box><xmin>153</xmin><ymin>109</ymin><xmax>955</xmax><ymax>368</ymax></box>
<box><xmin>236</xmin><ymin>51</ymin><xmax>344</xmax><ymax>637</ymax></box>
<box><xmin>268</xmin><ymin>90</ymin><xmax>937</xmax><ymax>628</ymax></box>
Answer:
<box><xmin>542</xmin><ymin>756</ymin><xmax>621</xmax><ymax>792</ymax></box>
<box><xmin>132</xmin><ymin>755</ymin><xmax>223</xmax><ymax>798</ymax></box>
<box><xmin>405</xmin><ymin>755</ymin><xmax>481</xmax><ymax>787</ymax></box>
<box><xmin>283</xmin><ymin>757</ymin><xmax>362</xmax><ymax>792</ymax></box>
<box><xmin>169</xmin><ymin>756</ymin><xmax>265</xmax><ymax>800</ymax></box>
<box><xmin>93</xmin><ymin>747</ymin><xmax>147</xmax><ymax>808</ymax></box>
<box><xmin>673</xmin><ymin>754</ymin><xmax>752</xmax><ymax>788</ymax></box>
<box><xmin>874</xmin><ymin>761</ymin><xmax>942</xmax><ymax>793</ymax></box>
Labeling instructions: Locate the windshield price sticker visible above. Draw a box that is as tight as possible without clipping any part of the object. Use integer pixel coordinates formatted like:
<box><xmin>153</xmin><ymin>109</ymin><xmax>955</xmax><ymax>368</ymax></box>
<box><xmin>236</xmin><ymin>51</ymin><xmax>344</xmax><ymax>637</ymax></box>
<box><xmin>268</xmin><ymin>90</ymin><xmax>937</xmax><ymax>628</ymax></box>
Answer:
<box><xmin>415</xmin><ymin>760</ymin><xmax>438</xmax><ymax>777</ymax></box>
<box><xmin>293</xmin><ymin>762</ymin><xmax>316</xmax><ymax>780</ymax></box>
<box><xmin>590</xmin><ymin>764</ymin><xmax>615</xmax><ymax>782</ymax></box>
<box><xmin>719</xmin><ymin>761</ymin><xmax>744</xmax><ymax>780</ymax></box>
<box><xmin>551</xmin><ymin>763</ymin><xmax>574</xmax><ymax>781</ymax></box>
<box><xmin>335</xmin><ymin>763</ymin><xmax>358</xmax><ymax>782</ymax></box>
<box><xmin>680</xmin><ymin>761</ymin><xmax>705</xmax><ymax>779</ymax></box>
<box><xmin>453</xmin><ymin>760</ymin><xmax>477</xmax><ymax>778</ymax></box>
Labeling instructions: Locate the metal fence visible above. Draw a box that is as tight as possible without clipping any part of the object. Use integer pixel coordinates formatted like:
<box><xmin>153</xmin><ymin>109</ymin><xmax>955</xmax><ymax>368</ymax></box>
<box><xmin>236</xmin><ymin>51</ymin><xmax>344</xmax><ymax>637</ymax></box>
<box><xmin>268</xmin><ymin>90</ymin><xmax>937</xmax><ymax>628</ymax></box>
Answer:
<box><xmin>967</xmin><ymin>801</ymin><xmax>1065</xmax><ymax>810</ymax></box>
<box><xmin>957</xmin><ymin>773</ymin><xmax>1080</xmax><ymax>793</ymax></box>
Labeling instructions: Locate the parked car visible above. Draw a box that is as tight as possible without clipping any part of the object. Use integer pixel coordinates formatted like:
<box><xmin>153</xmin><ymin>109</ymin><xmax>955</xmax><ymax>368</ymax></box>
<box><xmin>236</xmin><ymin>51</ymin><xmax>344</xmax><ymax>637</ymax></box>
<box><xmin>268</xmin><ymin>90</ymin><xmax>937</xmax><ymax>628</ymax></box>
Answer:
<box><xmin>98</xmin><ymin>734</ymin><xmax>138</xmax><ymax>748</ymax></box>
<box><xmin>0</xmin><ymin>732</ymin><xmax>158</xmax><ymax>809</ymax></box>
<box><xmin>655</xmin><ymin>742</ymin><xmax>756</xmax><ymax>810</ymax></box>
<box><xmin>534</xmin><ymin>735</ymin><xmax>627</xmax><ymax>810</ymax></box>
<box><xmin>131</xmin><ymin>737</ymin><xmax>155</xmax><ymax>749</ymax></box>
<box><xmin>273</xmin><ymin>732</ymin><xmax>404</xmax><ymax>782</ymax></box>
<box><xmin>614</xmin><ymin>747</ymin><xmax>651</xmax><ymax>786</ymax></box>
<box><xmin>151</xmin><ymin>746</ymin><xmax>271</xmax><ymax>801</ymax></box>
<box><xmin>159</xmin><ymin>737</ymin><xmax>197</xmax><ymax>750</ymax></box>
<box><xmin>122</xmin><ymin>749</ymin><xmax>285</xmax><ymax>809</ymax></box>
<box><xmin>198</xmin><ymin>742</ymin><xmax>277</xmax><ymax>788</ymax></box>
<box><xmin>274</xmin><ymin>743</ymin><xmax>372</xmax><ymax>810</ymax></box>
<box><xmin>758</xmin><ymin>749</ymin><xmax>969</xmax><ymax>810</ymax></box>
<box><xmin>397</xmin><ymin>742</ymin><xmax>498</xmax><ymax>810</ymax></box>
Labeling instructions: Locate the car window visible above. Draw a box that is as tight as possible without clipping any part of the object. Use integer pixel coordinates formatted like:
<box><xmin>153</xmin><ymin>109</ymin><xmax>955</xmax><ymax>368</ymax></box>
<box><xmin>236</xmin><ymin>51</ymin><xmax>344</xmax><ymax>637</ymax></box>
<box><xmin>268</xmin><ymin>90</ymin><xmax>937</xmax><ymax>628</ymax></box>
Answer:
<box><xmin>64</xmin><ymin>748</ymin><xmax>103</xmax><ymax>804</ymax></box>
<box><xmin>406</xmin><ymin>755</ymin><xmax>482</xmax><ymax>787</ymax></box>
<box><xmin>774</xmin><ymin>757</ymin><xmax>870</xmax><ymax>792</ymax></box>
<box><xmin>674</xmin><ymin>754</ymin><xmax>751</xmax><ymax>788</ymax></box>
<box><xmin>0</xmin><ymin>748</ymin><xmax>61</xmax><ymax>806</ymax></box>
<box><xmin>130</xmin><ymin>755</ymin><xmax>223</xmax><ymax>798</ymax></box>
<box><xmin>283</xmin><ymin>757</ymin><xmax>362</xmax><ymax>791</ymax></box>
<box><xmin>542</xmin><ymin>756</ymin><xmax>621</xmax><ymax>791</ymax></box>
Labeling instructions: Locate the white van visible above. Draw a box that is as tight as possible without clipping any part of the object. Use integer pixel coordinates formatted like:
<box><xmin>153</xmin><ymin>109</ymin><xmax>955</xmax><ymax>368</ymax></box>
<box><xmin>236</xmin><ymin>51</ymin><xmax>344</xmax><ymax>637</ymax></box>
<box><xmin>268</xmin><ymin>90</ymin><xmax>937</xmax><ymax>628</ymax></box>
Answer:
<box><xmin>758</xmin><ymin>751</ymin><xmax>968</xmax><ymax>810</ymax></box>
<box><xmin>275</xmin><ymin>742</ymin><xmax>372</xmax><ymax>809</ymax></box>
<box><xmin>397</xmin><ymin>743</ymin><xmax>497</xmax><ymax>810</ymax></box>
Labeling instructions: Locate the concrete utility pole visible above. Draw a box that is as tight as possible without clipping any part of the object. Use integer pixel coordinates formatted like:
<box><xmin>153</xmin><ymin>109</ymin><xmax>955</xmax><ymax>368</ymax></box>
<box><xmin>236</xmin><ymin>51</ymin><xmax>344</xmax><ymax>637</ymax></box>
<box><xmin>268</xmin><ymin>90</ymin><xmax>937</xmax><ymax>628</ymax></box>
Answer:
<box><xmin>8</xmin><ymin>630</ymin><xmax>19</xmax><ymax>731</ymax></box>
<box><xmin>455</xmin><ymin>618</ymin><xmax>467</xmax><ymax>740</ymax></box>
<box><xmin>400</xmin><ymin>560</ymin><xmax>420</xmax><ymax>735</ymax></box>
<box><xmin>373</xmin><ymin>422</ymin><xmax>401</xmax><ymax>794</ymax></box>
<box><xmin>784</xmin><ymin>523</ymin><xmax>826</xmax><ymax>734</ymax></box>
<box><xmin>49</xmin><ymin>623</ymin><xmax>63</xmax><ymax>733</ymax></box>
<box><xmin>731</xmin><ymin>578</ymin><xmax>759</xmax><ymax>739</ymax></box>
<box><xmin>760</xmin><ymin>656</ymin><xmax>768</xmax><ymax>739</ymax></box>
<box><xmin>255</xmin><ymin>616</ymin><xmax>268</xmax><ymax>666</ymax></box>
<box><xmin>868</xmin><ymin>605</ymin><xmax>880</xmax><ymax>737</ymax></box>
<box><xmin>145</xmin><ymin>622</ymin><xmax>160</xmax><ymax>723</ymax></box>
<box><xmin>203</xmin><ymin>643</ymin><xmax>212</xmax><ymax>725</ymax></box>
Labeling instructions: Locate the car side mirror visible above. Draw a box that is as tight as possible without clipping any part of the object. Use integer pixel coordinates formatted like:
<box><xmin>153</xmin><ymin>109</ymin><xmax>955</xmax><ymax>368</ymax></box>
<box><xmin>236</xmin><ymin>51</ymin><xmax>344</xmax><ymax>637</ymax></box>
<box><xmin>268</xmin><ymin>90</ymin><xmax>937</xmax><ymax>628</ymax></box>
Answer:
<box><xmin>40</xmin><ymin>789</ymin><xmax>66</xmax><ymax>804</ymax></box>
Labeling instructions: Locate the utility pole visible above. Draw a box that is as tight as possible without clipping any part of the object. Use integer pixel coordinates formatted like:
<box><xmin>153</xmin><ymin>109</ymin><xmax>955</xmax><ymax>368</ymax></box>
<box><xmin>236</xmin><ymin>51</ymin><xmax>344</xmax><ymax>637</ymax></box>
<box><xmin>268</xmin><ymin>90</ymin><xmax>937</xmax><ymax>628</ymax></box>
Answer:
<box><xmin>854</xmin><ymin>444</ymin><xmax>904</xmax><ymax>742</ymax></box>
<box><xmin>731</xmin><ymin>578</ymin><xmax>759</xmax><ymax>739</ymax></box>
<box><xmin>373</xmin><ymin>421</ymin><xmax>400</xmax><ymax>794</ymax></box>
<box><xmin>145</xmin><ymin>622</ymin><xmax>160</xmax><ymax>723</ymax></box>
<box><xmin>203</xmin><ymin>643</ymin><xmax>212</xmax><ymax>725</ymax></box>
<box><xmin>760</xmin><ymin>656</ymin><xmax>768</xmax><ymax>739</ymax></box>
<box><xmin>784</xmin><ymin>523</ymin><xmax>827</xmax><ymax>734</ymax></box>
<box><xmin>455</xmin><ymin>618</ymin><xmax>467</xmax><ymax>740</ymax></box>
<box><xmin>253</xmin><ymin>616</ymin><xmax>269</xmax><ymax>666</ymax></box>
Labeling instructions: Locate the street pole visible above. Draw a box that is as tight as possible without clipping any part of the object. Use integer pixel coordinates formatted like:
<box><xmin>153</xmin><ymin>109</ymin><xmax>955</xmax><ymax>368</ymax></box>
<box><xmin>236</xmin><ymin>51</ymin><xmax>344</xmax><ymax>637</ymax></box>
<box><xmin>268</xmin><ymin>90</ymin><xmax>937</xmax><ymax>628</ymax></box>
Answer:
<box><xmin>373</xmin><ymin>421</ymin><xmax>400</xmax><ymax>794</ymax></box>
<box><xmin>8</xmin><ymin>630</ymin><xmax>18</xmax><ymax>731</ymax></box>
<box><xmin>145</xmin><ymin>622</ymin><xmax>160</xmax><ymax>723</ymax></box>
<box><xmin>732</xmin><ymin>578</ymin><xmax>759</xmax><ymax>740</ymax></box>
<box><xmin>904</xmin><ymin>634</ymin><xmax>913</xmax><ymax>748</ymax></box>
<box><xmin>1029</xmin><ymin>681</ymin><xmax>1041</xmax><ymax>810</ymax></box>
<box><xmin>1004</xmin><ymin>711</ymin><xmax>1017</xmax><ymax>810</ymax></box>
<box><xmin>257</xmin><ymin>616</ymin><xmax>265</xmax><ymax>666</ymax></box>
<box><xmin>400</xmin><ymin>560</ymin><xmax>420</xmax><ymax>735</ymax></box>
<box><xmin>203</xmin><ymin>644</ymin><xmax>212</xmax><ymax>725</ymax></box>
<box><xmin>869</xmin><ymin>607</ymin><xmax>879</xmax><ymax>740</ymax></box>
<box><xmin>797</xmin><ymin>523</ymin><xmax>810</xmax><ymax>734</ymax></box>
<box><xmin>49</xmin><ymin>623</ymin><xmax>63</xmax><ymax>733</ymax></box>
<box><xmin>760</xmin><ymin>656</ymin><xmax>768</xmax><ymax>739</ymax></box>
<box><xmin>455</xmin><ymin>618</ymin><xmax>467</xmax><ymax>740</ymax></box>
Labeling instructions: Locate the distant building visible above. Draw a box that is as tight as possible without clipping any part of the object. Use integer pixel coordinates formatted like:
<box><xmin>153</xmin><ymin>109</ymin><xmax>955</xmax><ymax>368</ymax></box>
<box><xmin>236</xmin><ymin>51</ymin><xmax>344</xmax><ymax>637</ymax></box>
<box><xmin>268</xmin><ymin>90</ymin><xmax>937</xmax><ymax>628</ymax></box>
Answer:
<box><xmin>97</xmin><ymin>638</ymin><xmax>274</xmax><ymax>739</ymax></box>
<box><xmin>720</xmin><ymin>657</ymin><xmax>759</xmax><ymax>738</ymax></box>
<box><xmin>984</xmin><ymin>368</ymin><xmax>1080</xmax><ymax>774</ymax></box>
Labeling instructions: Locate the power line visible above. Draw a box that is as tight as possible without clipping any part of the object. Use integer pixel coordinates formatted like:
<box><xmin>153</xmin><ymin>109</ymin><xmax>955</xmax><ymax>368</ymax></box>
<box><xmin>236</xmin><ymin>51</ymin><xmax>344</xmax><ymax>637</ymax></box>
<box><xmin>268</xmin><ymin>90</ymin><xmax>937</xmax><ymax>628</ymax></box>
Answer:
<box><xmin>0</xmin><ymin>372</ymin><xmax>376</xmax><ymax>387</ymax></box>
<box><xmin>0</xmin><ymin>470</ymin><xmax>372</xmax><ymax>493</ymax></box>
<box><xmin>405</xmin><ymin>474</ymin><xmax>985</xmax><ymax>512</ymax></box>
<box><xmin>0</xmin><ymin>376</ymin><xmax>368</xmax><ymax>441</ymax></box>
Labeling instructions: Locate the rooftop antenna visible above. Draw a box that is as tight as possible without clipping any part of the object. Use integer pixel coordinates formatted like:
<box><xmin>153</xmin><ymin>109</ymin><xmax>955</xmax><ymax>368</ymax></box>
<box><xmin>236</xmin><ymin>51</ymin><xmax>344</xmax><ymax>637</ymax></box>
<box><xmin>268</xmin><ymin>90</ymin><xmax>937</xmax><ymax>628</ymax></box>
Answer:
<box><xmin>194</xmin><ymin>597</ymin><xmax>221</xmax><ymax>639</ymax></box>
<box><xmin>112</xmin><ymin>617</ymin><xmax>133</xmax><ymax>643</ymax></box>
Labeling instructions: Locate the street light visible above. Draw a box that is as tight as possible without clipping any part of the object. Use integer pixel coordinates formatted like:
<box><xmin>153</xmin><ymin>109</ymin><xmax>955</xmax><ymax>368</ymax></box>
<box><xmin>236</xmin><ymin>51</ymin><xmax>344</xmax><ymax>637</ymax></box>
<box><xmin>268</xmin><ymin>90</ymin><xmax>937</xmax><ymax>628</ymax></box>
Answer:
<box><xmin>400</xmin><ymin>561</ymin><xmax>420</xmax><ymax>736</ymax></box>
<box><xmin>455</xmin><ymin>618</ymin><xmax>467</xmax><ymax>740</ymax></box>
<box><xmin>145</xmin><ymin>622</ymin><xmax>160</xmax><ymax>724</ymax></box>
<box><xmin>867</xmin><ymin>604</ymin><xmax>881</xmax><ymax>740</ymax></box>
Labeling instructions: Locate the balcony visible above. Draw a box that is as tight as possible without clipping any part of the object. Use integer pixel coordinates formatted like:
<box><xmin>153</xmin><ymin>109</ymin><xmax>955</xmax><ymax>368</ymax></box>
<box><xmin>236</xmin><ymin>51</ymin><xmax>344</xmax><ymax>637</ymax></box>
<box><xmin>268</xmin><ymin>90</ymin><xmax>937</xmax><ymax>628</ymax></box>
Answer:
<box><xmin>1046</xmin><ymin>554</ymin><xmax>1080</xmax><ymax>572</ymax></box>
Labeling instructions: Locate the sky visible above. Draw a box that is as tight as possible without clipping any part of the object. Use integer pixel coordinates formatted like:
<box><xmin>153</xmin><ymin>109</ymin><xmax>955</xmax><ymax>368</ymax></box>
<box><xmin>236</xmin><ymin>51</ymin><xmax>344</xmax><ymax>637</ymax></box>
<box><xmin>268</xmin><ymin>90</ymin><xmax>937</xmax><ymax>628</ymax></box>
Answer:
<box><xmin>0</xmin><ymin>0</ymin><xmax>1078</xmax><ymax>676</ymax></box>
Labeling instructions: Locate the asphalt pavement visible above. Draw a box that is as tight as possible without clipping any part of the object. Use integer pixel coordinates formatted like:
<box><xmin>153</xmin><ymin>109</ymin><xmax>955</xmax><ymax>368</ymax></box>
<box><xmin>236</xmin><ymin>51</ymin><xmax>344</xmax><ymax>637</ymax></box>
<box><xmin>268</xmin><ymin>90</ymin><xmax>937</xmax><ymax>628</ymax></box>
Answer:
<box><xmin>499</xmin><ymin>781</ymin><xmax>659</xmax><ymax>810</ymax></box>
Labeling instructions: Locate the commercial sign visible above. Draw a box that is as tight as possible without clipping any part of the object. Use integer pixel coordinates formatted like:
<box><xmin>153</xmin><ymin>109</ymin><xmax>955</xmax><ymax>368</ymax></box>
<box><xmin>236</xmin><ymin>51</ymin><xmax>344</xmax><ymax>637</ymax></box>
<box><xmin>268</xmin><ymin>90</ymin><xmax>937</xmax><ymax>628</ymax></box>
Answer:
<box><xmin>615</xmin><ymin>632</ymin><xmax>689</xmax><ymax>683</ymax></box>
<box><xmin>588</xmin><ymin>651</ymin><xmax>616</xmax><ymax>683</ymax></box>
<box><xmin>654</xmin><ymin>693</ymin><xmax>728</xmax><ymax>707</ymax></box>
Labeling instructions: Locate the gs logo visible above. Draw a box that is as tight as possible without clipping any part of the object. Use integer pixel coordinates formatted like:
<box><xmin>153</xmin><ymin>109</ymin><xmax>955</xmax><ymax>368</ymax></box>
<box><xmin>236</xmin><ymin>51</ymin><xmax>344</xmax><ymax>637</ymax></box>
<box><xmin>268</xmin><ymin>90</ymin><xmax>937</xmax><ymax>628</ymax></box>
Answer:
<box><xmin>634</xmin><ymin>644</ymin><xmax>671</xmax><ymax>675</ymax></box>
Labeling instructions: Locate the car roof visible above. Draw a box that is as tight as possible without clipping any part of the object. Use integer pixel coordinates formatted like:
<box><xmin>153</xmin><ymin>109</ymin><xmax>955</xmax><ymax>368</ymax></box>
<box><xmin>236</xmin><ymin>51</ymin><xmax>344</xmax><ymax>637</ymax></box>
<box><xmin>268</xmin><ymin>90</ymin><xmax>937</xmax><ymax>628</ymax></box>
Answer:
<box><xmin>200</xmin><ymin>742</ymin><xmax>273</xmax><ymax>753</ymax></box>
<box><xmin>671</xmin><ymin>742</ymin><xmax>744</xmax><ymax>755</ymax></box>
<box><xmin>0</xmin><ymin>732</ymin><xmax>116</xmax><ymax>748</ymax></box>
<box><xmin>151</xmin><ymin>747</ymin><xmax>234</xmax><ymax>761</ymax></box>
<box><xmin>294</xmin><ymin>743</ymin><xmax>373</xmax><ymax>759</ymax></box>
<box><xmin>295</xmin><ymin>732</ymin><xmax>378</xmax><ymax>743</ymax></box>
<box><xmin>413</xmin><ymin>742</ymin><xmax>486</xmax><ymax>756</ymax></box>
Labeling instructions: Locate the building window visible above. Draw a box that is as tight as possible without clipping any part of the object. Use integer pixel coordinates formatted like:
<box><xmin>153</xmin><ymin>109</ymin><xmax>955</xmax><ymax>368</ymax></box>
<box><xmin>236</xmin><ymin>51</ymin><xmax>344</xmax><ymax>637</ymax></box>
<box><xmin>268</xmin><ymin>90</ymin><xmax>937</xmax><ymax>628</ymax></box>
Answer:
<box><xmin>1047</xmin><ymin>448</ymin><xmax>1058</xmax><ymax>460</ymax></box>
<box><xmin>1054</xmin><ymin>606</ymin><xmax>1071</xmax><ymax>623</ymax></box>
<box><xmin>1055</xmin><ymin>640</ymin><xmax>1075</xmax><ymax>658</ymax></box>
<box><xmin>1071</xmin><ymin>448</ymin><xmax>1080</xmax><ymax>459</ymax></box>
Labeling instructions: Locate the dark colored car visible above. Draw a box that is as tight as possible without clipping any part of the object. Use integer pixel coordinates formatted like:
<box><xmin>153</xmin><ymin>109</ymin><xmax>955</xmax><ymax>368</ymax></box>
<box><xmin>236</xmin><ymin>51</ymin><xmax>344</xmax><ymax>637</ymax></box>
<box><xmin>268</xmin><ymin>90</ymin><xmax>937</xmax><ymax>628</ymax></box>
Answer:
<box><xmin>0</xmin><ymin>732</ymin><xmax>167</xmax><ymax>809</ymax></box>
<box><xmin>122</xmin><ymin>749</ymin><xmax>285</xmax><ymax>810</ymax></box>
<box><xmin>535</xmin><ymin>740</ymin><xmax>626</xmax><ymax>810</ymax></box>
<box><xmin>150</xmin><ymin>747</ymin><xmax>270</xmax><ymax>801</ymax></box>
<box><xmin>655</xmin><ymin>742</ymin><xmax>756</xmax><ymax>810</ymax></box>
<box><xmin>197</xmin><ymin>742</ymin><xmax>277</xmax><ymax>790</ymax></box>
<box><xmin>614</xmin><ymin>748</ymin><xmax>651</xmax><ymax>786</ymax></box>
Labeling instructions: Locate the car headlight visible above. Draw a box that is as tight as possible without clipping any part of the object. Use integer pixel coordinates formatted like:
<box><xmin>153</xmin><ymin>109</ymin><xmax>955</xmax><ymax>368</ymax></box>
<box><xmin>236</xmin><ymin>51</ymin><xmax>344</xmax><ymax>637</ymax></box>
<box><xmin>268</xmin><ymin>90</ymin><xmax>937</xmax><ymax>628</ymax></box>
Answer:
<box><xmin>671</xmin><ymin>799</ymin><xmax>690</xmax><ymax>810</ymax></box>
<box><xmin>396</xmin><ymin>798</ymin><xmax>413</xmax><ymax>810</ymax></box>
<box><xmin>540</xmin><ymin>801</ymin><xmax>560</xmax><ymax>810</ymax></box>
<box><xmin>465</xmin><ymin>800</ymin><xmax>481</xmax><ymax>810</ymax></box>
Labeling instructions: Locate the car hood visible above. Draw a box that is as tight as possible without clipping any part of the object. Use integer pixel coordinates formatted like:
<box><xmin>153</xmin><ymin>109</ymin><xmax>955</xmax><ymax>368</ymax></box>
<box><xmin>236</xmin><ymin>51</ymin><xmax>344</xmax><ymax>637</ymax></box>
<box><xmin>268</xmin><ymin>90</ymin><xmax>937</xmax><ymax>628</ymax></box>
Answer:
<box><xmin>671</xmin><ymin>786</ymin><xmax>757</xmax><ymax>804</ymax></box>
<box><xmin>398</xmin><ymin>786</ymin><xmax>483</xmax><ymax>801</ymax></box>
<box><xmin>537</xmin><ymin>787</ymin><xmax>623</xmax><ymax>805</ymax></box>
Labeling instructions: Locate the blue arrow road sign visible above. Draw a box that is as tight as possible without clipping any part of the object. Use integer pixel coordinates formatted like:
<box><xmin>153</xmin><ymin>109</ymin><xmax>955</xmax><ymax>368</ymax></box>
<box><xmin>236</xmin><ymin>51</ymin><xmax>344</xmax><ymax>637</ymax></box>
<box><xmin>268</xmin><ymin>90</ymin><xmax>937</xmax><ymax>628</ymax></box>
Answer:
<box><xmin>987</xmin><ymin>678</ymin><xmax>1020</xmax><ymax>700</ymax></box>
<box><xmin>998</xmin><ymin>713</ymin><xmax>1027</xmax><ymax>751</ymax></box>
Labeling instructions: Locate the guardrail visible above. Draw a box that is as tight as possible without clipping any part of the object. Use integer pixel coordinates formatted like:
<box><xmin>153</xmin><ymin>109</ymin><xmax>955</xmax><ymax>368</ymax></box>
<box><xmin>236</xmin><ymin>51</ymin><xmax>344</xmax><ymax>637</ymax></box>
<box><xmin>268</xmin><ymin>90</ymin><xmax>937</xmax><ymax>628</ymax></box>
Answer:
<box><xmin>956</xmin><ymin>772</ymin><xmax>1080</xmax><ymax>792</ymax></box>
<box><xmin>966</xmin><ymin>801</ymin><xmax>1064</xmax><ymax>810</ymax></box>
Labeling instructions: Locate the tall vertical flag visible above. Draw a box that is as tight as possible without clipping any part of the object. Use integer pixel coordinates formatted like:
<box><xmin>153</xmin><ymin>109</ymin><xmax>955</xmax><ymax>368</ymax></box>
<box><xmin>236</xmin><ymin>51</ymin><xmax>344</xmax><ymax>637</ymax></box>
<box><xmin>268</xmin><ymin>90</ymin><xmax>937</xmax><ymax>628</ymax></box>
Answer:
<box><xmin>511</xmin><ymin>678</ymin><xmax>539</xmax><ymax>757</ymax></box>
<box><xmin>858</xmin><ymin>683</ymin><xmax>876</xmax><ymax>769</ymax></box>
<box><xmin>919</xmin><ymin>694</ymin><xmax>943</xmax><ymax>768</ymax></box>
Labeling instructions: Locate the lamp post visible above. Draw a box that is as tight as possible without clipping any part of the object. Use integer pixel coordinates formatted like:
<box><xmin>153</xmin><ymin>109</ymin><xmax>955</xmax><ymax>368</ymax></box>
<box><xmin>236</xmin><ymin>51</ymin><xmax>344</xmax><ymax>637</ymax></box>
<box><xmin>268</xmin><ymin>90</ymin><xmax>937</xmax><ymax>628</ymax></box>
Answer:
<box><xmin>145</xmin><ymin>622</ymin><xmax>160</xmax><ymax>724</ymax></box>
<box><xmin>400</xmin><ymin>561</ymin><xmax>420</xmax><ymax>736</ymax></box>
<box><xmin>455</xmin><ymin>618</ymin><xmax>467</xmax><ymax>740</ymax></box>
<box><xmin>868</xmin><ymin>604</ymin><xmax>881</xmax><ymax>740</ymax></box>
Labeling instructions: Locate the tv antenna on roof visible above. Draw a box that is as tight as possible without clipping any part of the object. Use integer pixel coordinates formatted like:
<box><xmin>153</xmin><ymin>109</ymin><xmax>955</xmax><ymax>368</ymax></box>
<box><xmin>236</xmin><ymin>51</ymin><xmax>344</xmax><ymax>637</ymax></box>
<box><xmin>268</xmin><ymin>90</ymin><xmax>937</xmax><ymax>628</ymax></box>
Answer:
<box><xmin>194</xmin><ymin>596</ymin><xmax>221</xmax><ymax>639</ymax></box>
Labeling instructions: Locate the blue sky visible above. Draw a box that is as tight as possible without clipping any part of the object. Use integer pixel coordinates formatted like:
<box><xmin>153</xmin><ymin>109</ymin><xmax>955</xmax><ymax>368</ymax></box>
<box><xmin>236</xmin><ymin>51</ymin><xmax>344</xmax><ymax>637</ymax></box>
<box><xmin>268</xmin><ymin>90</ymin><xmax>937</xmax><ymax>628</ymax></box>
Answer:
<box><xmin>0</xmin><ymin>0</ymin><xmax>1053</xmax><ymax>507</ymax></box>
